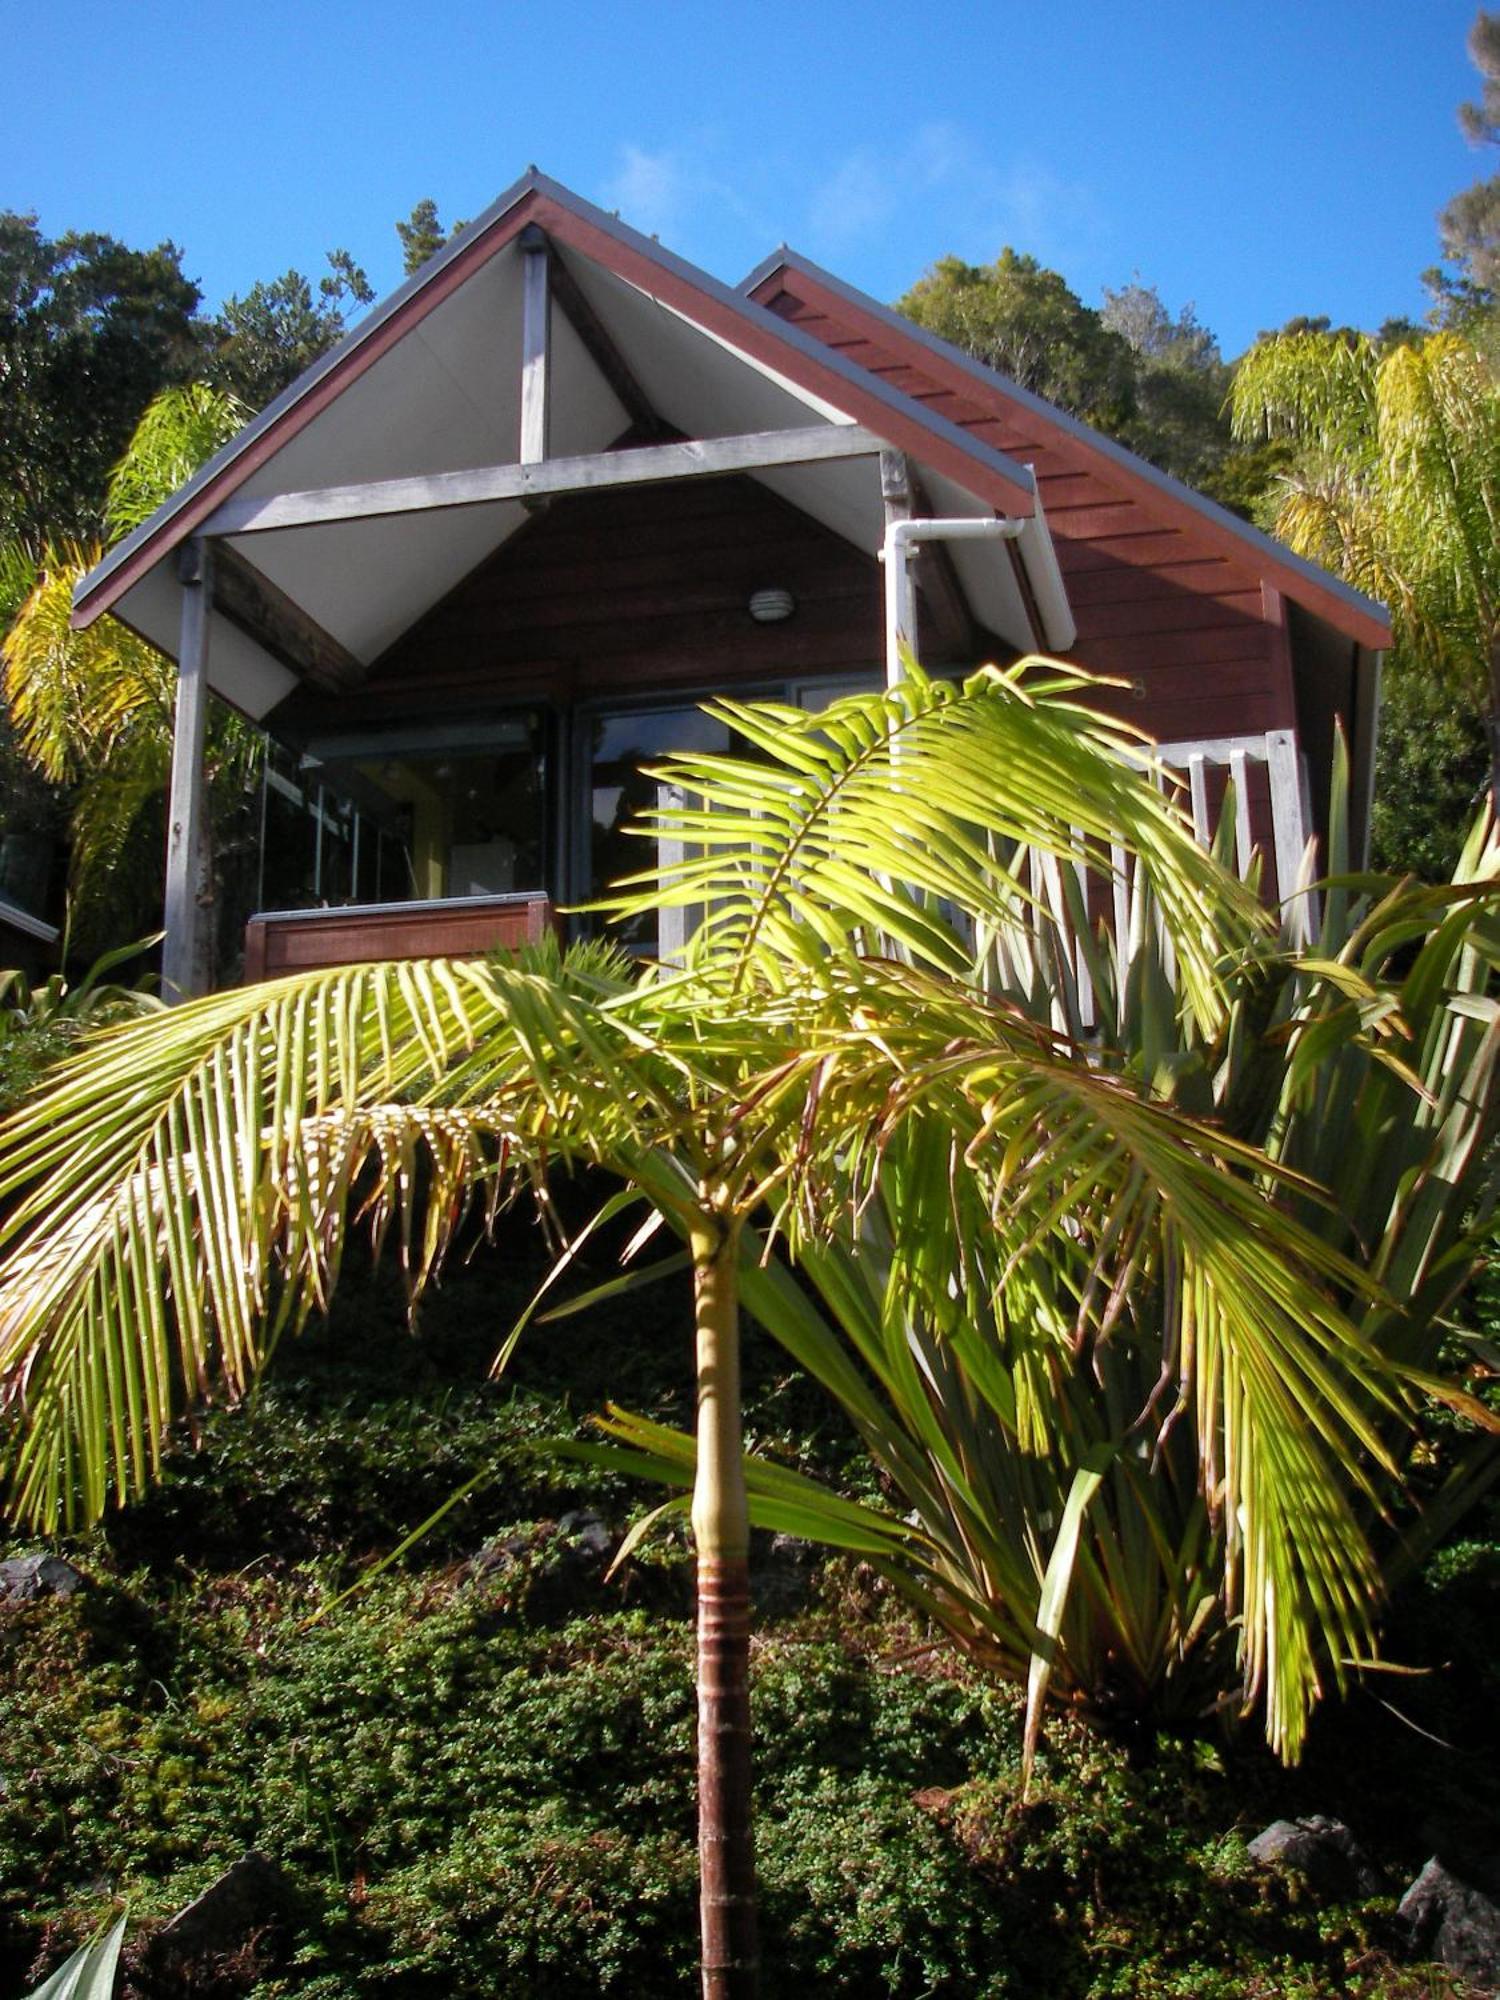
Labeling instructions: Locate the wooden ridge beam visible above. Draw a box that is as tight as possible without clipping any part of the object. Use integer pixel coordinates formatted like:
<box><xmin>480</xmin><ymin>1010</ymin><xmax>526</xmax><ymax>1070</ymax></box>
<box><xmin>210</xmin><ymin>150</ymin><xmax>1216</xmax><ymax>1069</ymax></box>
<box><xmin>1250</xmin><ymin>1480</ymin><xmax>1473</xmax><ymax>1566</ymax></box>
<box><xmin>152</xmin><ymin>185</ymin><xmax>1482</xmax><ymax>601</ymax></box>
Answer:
<box><xmin>519</xmin><ymin>224</ymin><xmax>551</xmax><ymax>466</ymax></box>
<box><xmin>210</xmin><ymin>542</ymin><xmax>364</xmax><ymax>693</ymax></box>
<box><xmin>532</xmin><ymin>226</ymin><xmax>661</xmax><ymax>436</ymax></box>
<box><xmin>204</xmin><ymin>424</ymin><xmax>888</xmax><ymax>536</ymax></box>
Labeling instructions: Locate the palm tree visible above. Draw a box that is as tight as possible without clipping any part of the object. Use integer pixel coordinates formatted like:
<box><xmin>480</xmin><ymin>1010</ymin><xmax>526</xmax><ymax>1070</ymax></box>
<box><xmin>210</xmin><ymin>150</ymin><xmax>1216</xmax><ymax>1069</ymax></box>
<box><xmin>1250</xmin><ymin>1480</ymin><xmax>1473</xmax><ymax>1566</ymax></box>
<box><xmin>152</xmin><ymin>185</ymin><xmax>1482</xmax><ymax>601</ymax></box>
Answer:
<box><xmin>0</xmin><ymin>662</ymin><xmax>1485</xmax><ymax>1994</ymax></box>
<box><xmin>1230</xmin><ymin>328</ymin><xmax>1500</xmax><ymax>805</ymax></box>
<box><xmin>2</xmin><ymin>385</ymin><xmax>251</xmax><ymax>971</ymax></box>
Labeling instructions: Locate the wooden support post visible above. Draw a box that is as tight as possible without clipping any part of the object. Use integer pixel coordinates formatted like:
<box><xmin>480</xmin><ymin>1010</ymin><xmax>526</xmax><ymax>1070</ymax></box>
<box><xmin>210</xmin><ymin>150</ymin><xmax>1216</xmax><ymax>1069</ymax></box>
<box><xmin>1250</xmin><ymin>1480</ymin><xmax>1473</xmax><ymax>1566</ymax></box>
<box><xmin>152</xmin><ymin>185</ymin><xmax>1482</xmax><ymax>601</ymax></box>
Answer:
<box><xmin>543</xmin><ymin>233</ymin><xmax>661</xmax><ymax>435</ymax></box>
<box><xmin>520</xmin><ymin>223</ymin><xmax>551</xmax><ymax>466</ymax></box>
<box><xmin>163</xmin><ymin>540</ymin><xmax>213</xmax><ymax>1002</ymax></box>
<box><xmin>1266</xmin><ymin>727</ymin><xmax>1313</xmax><ymax>943</ymax></box>
<box><xmin>880</xmin><ymin>450</ymin><xmax>917</xmax><ymax>677</ymax></box>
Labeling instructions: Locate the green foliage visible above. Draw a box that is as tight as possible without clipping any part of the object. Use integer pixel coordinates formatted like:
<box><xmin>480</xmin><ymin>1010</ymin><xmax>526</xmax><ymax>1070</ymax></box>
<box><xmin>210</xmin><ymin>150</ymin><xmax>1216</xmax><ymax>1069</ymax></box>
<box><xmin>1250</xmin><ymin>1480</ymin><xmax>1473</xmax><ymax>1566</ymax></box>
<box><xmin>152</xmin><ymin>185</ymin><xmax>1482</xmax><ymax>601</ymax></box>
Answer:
<box><xmin>396</xmin><ymin>200</ymin><xmax>462</xmax><ymax>278</ymax></box>
<box><xmin>23</xmin><ymin>1914</ymin><xmax>125</xmax><ymax>2000</ymax></box>
<box><xmin>0</xmin><ymin>214</ymin><xmax>201</xmax><ymax>547</ymax></box>
<box><xmin>0</xmin><ymin>1266</ymin><xmax>1478</xmax><ymax>1999</ymax></box>
<box><xmin>1370</xmin><ymin>646</ymin><xmax>1489</xmax><ymax>877</ymax></box>
<box><xmin>204</xmin><ymin>253</ymin><xmax>374</xmax><ymax>411</ymax></box>
<box><xmin>1232</xmin><ymin>324</ymin><xmax>1500</xmax><ymax>862</ymax></box>
<box><xmin>1</xmin><ymin>385</ymin><xmax>258</xmax><ymax>955</ymax></box>
<box><xmin>592</xmin><ymin>720</ymin><xmax>1500</xmax><ymax>1763</ymax></box>
<box><xmin>898</xmin><ymin>248</ymin><xmax>1136</xmax><ymax>429</ymax></box>
<box><xmin>897</xmin><ymin>256</ymin><xmax>1274</xmax><ymax>512</ymax></box>
<box><xmin>0</xmin><ymin>940</ymin><xmax>161</xmax><ymax>1112</ymax></box>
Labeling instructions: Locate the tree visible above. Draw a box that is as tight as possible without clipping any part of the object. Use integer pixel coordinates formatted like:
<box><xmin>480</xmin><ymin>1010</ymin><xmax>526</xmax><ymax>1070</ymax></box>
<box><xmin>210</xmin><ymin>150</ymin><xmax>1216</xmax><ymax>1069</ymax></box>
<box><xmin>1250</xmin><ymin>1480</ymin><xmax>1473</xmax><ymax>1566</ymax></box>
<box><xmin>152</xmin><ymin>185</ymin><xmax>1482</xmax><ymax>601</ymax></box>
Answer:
<box><xmin>396</xmin><ymin>198</ymin><xmax>462</xmax><ymax>277</ymax></box>
<box><xmin>2</xmin><ymin>384</ymin><xmax>255</xmax><ymax>968</ymax></box>
<box><xmin>898</xmin><ymin>249</ymin><xmax>1137</xmax><ymax>429</ymax></box>
<box><xmin>1429</xmin><ymin>10</ymin><xmax>1500</xmax><ymax>324</ymax></box>
<box><xmin>1100</xmin><ymin>277</ymin><xmax>1245</xmax><ymax>497</ymax></box>
<box><xmin>896</xmin><ymin>253</ymin><xmax>1271</xmax><ymax>513</ymax></box>
<box><xmin>205</xmin><ymin>250</ymin><xmax>373</xmax><ymax>411</ymax></box>
<box><xmin>603</xmin><ymin>732</ymin><xmax>1500</xmax><ymax>1761</ymax></box>
<box><xmin>0</xmin><ymin>663</ymin><xmax>1490</xmax><ymax>1990</ymax></box>
<box><xmin>0</xmin><ymin>214</ymin><xmax>202</xmax><ymax>547</ymax></box>
<box><xmin>1231</xmin><ymin>328</ymin><xmax>1500</xmax><ymax>862</ymax></box>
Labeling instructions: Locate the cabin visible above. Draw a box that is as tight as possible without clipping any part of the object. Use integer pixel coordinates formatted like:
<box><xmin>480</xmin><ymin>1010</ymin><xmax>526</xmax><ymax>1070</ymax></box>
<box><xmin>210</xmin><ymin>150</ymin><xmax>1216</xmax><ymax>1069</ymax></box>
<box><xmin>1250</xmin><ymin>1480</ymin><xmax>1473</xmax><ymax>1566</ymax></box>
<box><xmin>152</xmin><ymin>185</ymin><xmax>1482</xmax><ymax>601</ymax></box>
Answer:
<box><xmin>71</xmin><ymin>170</ymin><xmax>1390</xmax><ymax>997</ymax></box>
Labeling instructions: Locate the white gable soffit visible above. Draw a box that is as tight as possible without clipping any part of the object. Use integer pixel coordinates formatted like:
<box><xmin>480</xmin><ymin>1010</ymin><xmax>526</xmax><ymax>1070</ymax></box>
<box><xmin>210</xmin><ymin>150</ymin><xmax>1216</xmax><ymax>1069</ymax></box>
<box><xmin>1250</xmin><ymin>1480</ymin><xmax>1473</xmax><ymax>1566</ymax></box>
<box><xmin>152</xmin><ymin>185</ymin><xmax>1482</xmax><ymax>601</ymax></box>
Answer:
<box><xmin>742</xmin><ymin>245</ymin><xmax>1392</xmax><ymax>646</ymax></box>
<box><xmin>70</xmin><ymin>173</ymin><xmax>1065</xmax><ymax>714</ymax></box>
<box><xmin>75</xmin><ymin>170</ymin><xmax>1041</xmax><ymax>635</ymax></box>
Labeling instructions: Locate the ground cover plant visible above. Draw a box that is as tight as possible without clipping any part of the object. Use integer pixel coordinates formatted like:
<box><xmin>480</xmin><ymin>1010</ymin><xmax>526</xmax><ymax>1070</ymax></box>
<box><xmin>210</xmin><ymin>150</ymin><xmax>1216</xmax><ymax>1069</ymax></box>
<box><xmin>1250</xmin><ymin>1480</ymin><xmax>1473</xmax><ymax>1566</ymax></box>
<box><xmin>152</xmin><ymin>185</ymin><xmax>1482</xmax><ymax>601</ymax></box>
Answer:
<box><xmin>1</xmin><ymin>1241</ymin><xmax>1496</xmax><ymax>1997</ymax></box>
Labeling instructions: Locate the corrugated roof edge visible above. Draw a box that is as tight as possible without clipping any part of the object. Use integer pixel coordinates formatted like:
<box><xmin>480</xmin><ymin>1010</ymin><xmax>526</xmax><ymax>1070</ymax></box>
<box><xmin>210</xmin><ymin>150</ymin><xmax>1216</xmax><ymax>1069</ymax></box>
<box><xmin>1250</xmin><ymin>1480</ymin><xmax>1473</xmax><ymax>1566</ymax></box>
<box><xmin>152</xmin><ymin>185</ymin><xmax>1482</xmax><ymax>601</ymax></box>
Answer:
<box><xmin>739</xmin><ymin>245</ymin><xmax>1392</xmax><ymax>644</ymax></box>
<box><xmin>74</xmin><ymin>171</ymin><xmax>1041</xmax><ymax>628</ymax></box>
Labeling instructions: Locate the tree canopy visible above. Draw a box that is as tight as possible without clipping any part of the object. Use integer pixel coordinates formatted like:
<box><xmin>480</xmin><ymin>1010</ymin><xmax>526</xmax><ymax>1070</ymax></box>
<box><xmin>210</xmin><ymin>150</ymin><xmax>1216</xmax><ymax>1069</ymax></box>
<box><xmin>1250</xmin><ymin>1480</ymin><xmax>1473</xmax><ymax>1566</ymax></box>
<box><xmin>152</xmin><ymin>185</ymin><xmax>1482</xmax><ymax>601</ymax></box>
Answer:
<box><xmin>0</xmin><ymin>215</ymin><xmax>202</xmax><ymax>548</ymax></box>
<box><xmin>1231</xmin><ymin>327</ymin><xmax>1500</xmax><ymax>866</ymax></box>
<box><xmin>1430</xmin><ymin>9</ymin><xmax>1500</xmax><ymax>325</ymax></box>
<box><xmin>896</xmin><ymin>253</ymin><xmax>1272</xmax><ymax>512</ymax></box>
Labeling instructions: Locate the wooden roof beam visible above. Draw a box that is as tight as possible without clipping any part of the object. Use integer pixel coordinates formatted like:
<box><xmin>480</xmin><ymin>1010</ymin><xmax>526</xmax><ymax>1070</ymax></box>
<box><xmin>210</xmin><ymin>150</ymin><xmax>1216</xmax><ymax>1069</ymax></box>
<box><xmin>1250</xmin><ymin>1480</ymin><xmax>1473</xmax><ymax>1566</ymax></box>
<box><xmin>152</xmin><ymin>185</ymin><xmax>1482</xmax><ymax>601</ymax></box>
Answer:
<box><xmin>520</xmin><ymin>223</ymin><xmax>662</xmax><ymax>438</ymax></box>
<box><xmin>519</xmin><ymin>224</ymin><xmax>550</xmax><ymax>465</ymax></box>
<box><xmin>211</xmin><ymin>541</ymin><xmax>364</xmax><ymax>693</ymax></box>
<box><xmin>204</xmin><ymin>424</ymin><xmax>889</xmax><ymax>536</ymax></box>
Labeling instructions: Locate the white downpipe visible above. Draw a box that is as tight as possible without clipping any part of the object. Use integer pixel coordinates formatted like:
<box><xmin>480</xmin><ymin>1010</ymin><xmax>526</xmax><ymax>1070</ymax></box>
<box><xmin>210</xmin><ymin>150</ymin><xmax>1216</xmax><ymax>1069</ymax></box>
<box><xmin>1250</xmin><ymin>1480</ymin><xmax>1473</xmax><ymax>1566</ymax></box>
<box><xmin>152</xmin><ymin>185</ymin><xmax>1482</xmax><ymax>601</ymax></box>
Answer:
<box><xmin>881</xmin><ymin>516</ymin><xmax>1023</xmax><ymax>688</ymax></box>
<box><xmin>880</xmin><ymin>505</ymin><xmax>1077</xmax><ymax>687</ymax></box>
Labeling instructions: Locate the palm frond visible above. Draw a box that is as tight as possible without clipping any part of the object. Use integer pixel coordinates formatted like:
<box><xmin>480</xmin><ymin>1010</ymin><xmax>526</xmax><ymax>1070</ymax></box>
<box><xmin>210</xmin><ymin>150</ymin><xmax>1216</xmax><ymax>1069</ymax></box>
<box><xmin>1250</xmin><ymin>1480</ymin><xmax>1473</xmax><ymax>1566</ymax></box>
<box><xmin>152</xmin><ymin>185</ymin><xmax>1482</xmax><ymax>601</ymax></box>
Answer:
<box><xmin>602</xmin><ymin>659</ymin><xmax>1268</xmax><ymax>1037</ymax></box>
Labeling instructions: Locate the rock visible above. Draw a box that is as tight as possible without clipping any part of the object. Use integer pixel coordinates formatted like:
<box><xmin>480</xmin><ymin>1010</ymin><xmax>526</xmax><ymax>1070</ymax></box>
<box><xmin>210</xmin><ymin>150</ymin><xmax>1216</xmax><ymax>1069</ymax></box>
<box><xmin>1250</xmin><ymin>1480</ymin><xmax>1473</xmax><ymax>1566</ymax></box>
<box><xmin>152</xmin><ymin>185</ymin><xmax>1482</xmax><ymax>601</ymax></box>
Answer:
<box><xmin>158</xmin><ymin>1851</ymin><xmax>287</xmax><ymax>1958</ymax></box>
<box><xmin>472</xmin><ymin>1511</ymin><xmax>622</xmax><ymax>1618</ymax></box>
<box><xmin>1399</xmin><ymin>1857</ymin><xmax>1500</xmax><ymax>1987</ymax></box>
<box><xmin>557</xmin><ymin>1509</ymin><xmax>615</xmax><ymax>1562</ymax></box>
<box><xmin>0</xmin><ymin>1554</ymin><xmax>84</xmax><ymax>1601</ymax></box>
<box><xmin>751</xmin><ymin>1532</ymin><xmax>817</xmax><ymax>1616</ymax></box>
<box><xmin>1247</xmin><ymin>1815</ymin><xmax>1384</xmax><ymax>1900</ymax></box>
<box><xmin>468</xmin><ymin>1531</ymin><xmax>534</xmax><ymax>1578</ymax></box>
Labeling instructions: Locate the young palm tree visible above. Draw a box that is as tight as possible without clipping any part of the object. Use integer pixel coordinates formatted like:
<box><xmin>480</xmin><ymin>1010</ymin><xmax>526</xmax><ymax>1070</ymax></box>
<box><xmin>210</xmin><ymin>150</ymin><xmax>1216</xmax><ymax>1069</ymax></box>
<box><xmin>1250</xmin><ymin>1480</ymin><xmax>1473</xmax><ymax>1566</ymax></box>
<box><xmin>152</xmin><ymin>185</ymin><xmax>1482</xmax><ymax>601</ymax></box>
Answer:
<box><xmin>0</xmin><ymin>662</ymin><xmax>1485</xmax><ymax>1994</ymax></box>
<box><xmin>2</xmin><ymin>385</ymin><xmax>252</xmax><ymax>971</ymax></box>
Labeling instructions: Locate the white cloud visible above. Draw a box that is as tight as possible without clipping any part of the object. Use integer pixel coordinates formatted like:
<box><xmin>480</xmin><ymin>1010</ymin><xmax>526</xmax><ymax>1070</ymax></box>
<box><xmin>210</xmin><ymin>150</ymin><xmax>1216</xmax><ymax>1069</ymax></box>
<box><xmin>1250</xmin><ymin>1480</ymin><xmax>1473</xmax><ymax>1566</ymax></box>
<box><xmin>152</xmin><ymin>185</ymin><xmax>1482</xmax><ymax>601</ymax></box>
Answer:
<box><xmin>605</xmin><ymin>145</ymin><xmax>692</xmax><ymax>240</ymax></box>
<box><xmin>804</xmin><ymin>122</ymin><xmax>1104</xmax><ymax>276</ymax></box>
<box><xmin>806</xmin><ymin>150</ymin><xmax>895</xmax><ymax>244</ymax></box>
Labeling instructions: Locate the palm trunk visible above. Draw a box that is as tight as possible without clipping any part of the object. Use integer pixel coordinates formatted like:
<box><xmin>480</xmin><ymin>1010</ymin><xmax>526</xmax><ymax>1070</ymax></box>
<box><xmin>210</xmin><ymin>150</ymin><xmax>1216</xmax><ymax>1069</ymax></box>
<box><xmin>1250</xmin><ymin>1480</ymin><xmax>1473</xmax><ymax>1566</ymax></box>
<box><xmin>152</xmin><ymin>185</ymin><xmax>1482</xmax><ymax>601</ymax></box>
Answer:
<box><xmin>1488</xmin><ymin>630</ymin><xmax>1500</xmax><ymax>809</ymax></box>
<box><xmin>689</xmin><ymin>1212</ymin><xmax>758</xmax><ymax>1998</ymax></box>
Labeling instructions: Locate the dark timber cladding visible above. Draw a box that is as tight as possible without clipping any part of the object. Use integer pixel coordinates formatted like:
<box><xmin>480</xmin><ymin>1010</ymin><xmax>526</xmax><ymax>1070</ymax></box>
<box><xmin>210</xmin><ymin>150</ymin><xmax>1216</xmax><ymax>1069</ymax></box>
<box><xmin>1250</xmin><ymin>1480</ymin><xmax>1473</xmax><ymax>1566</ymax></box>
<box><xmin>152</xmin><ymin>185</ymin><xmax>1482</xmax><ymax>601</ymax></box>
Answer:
<box><xmin>750</xmin><ymin>265</ymin><xmax>1299</xmax><ymax>749</ymax></box>
<box><xmin>272</xmin><ymin>473</ymin><xmax>947</xmax><ymax>735</ymax></box>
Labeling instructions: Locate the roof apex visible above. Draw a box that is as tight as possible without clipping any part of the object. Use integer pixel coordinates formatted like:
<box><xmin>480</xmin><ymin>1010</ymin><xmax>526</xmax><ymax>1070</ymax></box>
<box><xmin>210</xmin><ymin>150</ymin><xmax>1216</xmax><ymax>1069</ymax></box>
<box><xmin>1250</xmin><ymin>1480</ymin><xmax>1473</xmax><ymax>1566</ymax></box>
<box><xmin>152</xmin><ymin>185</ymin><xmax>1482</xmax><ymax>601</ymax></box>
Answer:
<box><xmin>75</xmin><ymin>171</ymin><xmax>1038</xmax><ymax>631</ymax></box>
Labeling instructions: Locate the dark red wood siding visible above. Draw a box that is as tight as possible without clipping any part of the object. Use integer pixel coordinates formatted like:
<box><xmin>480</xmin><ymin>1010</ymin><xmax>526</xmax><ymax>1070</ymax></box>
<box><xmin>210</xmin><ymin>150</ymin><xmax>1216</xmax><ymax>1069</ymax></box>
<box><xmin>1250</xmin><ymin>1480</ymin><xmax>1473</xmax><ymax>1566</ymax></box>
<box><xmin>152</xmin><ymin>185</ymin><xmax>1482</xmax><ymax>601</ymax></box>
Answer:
<box><xmin>245</xmin><ymin>894</ymin><xmax>555</xmax><ymax>979</ymax></box>
<box><xmin>276</xmin><ymin>472</ymin><xmax>894</xmax><ymax>738</ymax></box>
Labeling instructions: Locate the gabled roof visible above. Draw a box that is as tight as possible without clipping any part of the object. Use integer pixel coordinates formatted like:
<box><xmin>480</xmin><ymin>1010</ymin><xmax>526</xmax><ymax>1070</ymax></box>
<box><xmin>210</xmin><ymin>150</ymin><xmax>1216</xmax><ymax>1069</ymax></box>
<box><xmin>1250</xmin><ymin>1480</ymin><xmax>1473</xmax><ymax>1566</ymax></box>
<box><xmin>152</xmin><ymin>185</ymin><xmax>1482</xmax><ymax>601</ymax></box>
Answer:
<box><xmin>75</xmin><ymin>171</ymin><xmax>1079</xmax><ymax>721</ymax></box>
<box><xmin>738</xmin><ymin>245</ymin><xmax>1392</xmax><ymax>654</ymax></box>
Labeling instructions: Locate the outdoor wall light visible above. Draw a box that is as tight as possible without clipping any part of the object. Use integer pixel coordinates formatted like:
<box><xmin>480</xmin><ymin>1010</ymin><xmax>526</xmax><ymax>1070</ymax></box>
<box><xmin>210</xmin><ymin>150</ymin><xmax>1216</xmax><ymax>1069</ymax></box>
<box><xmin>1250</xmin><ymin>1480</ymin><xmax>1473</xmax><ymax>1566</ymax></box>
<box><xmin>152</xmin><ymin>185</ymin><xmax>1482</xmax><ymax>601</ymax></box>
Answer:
<box><xmin>747</xmin><ymin>587</ymin><xmax>796</xmax><ymax>623</ymax></box>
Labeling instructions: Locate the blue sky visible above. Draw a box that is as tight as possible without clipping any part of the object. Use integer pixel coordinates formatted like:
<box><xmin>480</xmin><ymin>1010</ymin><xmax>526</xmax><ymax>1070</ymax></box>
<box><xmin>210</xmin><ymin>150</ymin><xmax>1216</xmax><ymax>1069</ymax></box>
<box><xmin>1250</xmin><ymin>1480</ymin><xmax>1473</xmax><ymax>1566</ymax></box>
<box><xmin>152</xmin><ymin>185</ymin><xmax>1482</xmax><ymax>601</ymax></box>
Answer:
<box><xmin>4</xmin><ymin>0</ymin><xmax>1486</xmax><ymax>358</ymax></box>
